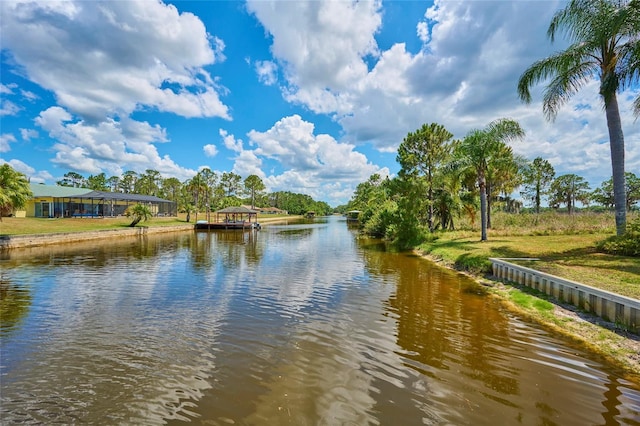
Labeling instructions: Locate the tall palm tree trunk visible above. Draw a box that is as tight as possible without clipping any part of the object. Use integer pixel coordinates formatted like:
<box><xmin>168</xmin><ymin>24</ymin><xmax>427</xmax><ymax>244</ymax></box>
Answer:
<box><xmin>604</xmin><ymin>93</ymin><xmax>626</xmax><ymax>236</ymax></box>
<box><xmin>479</xmin><ymin>177</ymin><xmax>488</xmax><ymax>242</ymax></box>
<box><xmin>486</xmin><ymin>182</ymin><xmax>492</xmax><ymax>229</ymax></box>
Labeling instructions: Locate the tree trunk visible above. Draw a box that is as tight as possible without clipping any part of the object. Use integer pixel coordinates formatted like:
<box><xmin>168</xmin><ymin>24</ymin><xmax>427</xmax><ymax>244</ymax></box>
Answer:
<box><xmin>427</xmin><ymin>172</ymin><xmax>434</xmax><ymax>232</ymax></box>
<box><xmin>428</xmin><ymin>190</ymin><xmax>433</xmax><ymax>232</ymax></box>
<box><xmin>605</xmin><ymin>93</ymin><xmax>626</xmax><ymax>236</ymax></box>
<box><xmin>486</xmin><ymin>182</ymin><xmax>492</xmax><ymax>229</ymax></box>
<box><xmin>479</xmin><ymin>174</ymin><xmax>487</xmax><ymax>241</ymax></box>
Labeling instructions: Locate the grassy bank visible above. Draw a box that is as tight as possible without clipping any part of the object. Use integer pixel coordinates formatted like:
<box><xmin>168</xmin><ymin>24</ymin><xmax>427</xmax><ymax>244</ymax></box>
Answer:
<box><xmin>416</xmin><ymin>211</ymin><xmax>640</xmax><ymax>376</ymax></box>
<box><xmin>0</xmin><ymin>213</ymin><xmax>298</xmax><ymax>236</ymax></box>
<box><xmin>1</xmin><ymin>216</ymin><xmax>189</xmax><ymax>235</ymax></box>
<box><xmin>418</xmin><ymin>211</ymin><xmax>640</xmax><ymax>299</ymax></box>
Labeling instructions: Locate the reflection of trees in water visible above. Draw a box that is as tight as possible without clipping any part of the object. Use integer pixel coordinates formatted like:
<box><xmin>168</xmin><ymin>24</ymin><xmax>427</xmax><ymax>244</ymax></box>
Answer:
<box><xmin>359</xmin><ymin>239</ymin><xmax>519</xmax><ymax>398</ymax></box>
<box><xmin>190</xmin><ymin>232</ymin><xmax>214</xmax><ymax>269</ymax></box>
<box><xmin>1</xmin><ymin>232</ymin><xmax>192</xmax><ymax>268</ymax></box>
<box><xmin>394</xmin><ymin>260</ymin><xmax>518</xmax><ymax>396</ymax></box>
<box><xmin>0</xmin><ymin>277</ymin><xmax>31</xmax><ymax>335</ymax></box>
<box><xmin>190</xmin><ymin>230</ymin><xmax>263</xmax><ymax>270</ymax></box>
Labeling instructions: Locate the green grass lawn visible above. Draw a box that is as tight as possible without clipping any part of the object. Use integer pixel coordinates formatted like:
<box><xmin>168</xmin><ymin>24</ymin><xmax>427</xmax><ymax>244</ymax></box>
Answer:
<box><xmin>418</xmin><ymin>212</ymin><xmax>640</xmax><ymax>300</ymax></box>
<box><xmin>0</xmin><ymin>216</ymin><xmax>190</xmax><ymax>235</ymax></box>
<box><xmin>0</xmin><ymin>213</ymin><xmax>296</xmax><ymax>236</ymax></box>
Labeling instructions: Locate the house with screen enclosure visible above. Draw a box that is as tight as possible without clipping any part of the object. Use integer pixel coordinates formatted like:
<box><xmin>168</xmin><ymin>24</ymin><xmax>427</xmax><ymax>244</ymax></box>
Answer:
<box><xmin>14</xmin><ymin>183</ymin><xmax>176</xmax><ymax>218</ymax></box>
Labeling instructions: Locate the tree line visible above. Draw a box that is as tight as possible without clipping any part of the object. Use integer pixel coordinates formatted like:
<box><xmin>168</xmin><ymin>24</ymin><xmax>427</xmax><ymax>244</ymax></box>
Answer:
<box><xmin>343</xmin><ymin>119</ymin><xmax>639</xmax><ymax>247</ymax></box>
<box><xmin>54</xmin><ymin>169</ymin><xmax>332</xmax><ymax>219</ymax></box>
<box><xmin>0</xmin><ymin>164</ymin><xmax>332</xmax><ymax>220</ymax></box>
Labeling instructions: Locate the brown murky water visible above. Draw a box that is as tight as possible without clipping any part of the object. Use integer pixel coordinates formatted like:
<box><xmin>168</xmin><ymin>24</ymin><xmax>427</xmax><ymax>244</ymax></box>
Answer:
<box><xmin>1</xmin><ymin>216</ymin><xmax>639</xmax><ymax>425</ymax></box>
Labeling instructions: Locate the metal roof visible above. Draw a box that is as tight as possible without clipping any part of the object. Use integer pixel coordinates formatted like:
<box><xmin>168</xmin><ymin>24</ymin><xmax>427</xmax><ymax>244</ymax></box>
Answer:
<box><xmin>30</xmin><ymin>183</ymin><xmax>92</xmax><ymax>198</ymax></box>
<box><xmin>80</xmin><ymin>190</ymin><xmax>170</xmax><ymax>203</ymax></box>
<box><xmin>216</xmin><ymin>206</ymin><xmax>258</xmax><ymax>214</ymax></box>
<box><xmin>29</xmin><ymin>184</ymin><xmax>171</xmax><ymax>203</ymax></box>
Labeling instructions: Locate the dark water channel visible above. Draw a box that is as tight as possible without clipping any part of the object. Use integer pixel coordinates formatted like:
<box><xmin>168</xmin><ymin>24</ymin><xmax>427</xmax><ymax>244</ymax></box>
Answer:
<box><xmin>1</xmin><ymin>216</ymin><xmax>639</xmax><ymax>425</ymax></box>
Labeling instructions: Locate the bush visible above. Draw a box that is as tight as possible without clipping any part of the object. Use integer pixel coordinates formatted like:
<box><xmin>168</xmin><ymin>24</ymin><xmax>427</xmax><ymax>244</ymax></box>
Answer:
<box><xmin>596</xmin><ymin>217</ymin><xmax>640</xmax><ymax>257</ymax></box>
<box><xmin>362</xmin><ymin>200</ymin><xmax>397</xmax><ymax>238</ymax></box>
<box><xmin>125</xmin><ymin>203</ymin><xmax>153</xmax><ymax>227</ymax></box>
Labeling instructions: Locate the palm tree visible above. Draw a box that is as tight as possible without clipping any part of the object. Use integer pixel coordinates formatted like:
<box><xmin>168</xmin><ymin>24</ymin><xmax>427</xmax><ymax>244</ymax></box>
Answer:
<box><xmin>125</xmin><ymin>203</ymin><xmax>153</xmax><ymax>227</ymax></box>
<box><xmin>0</xmin><ymin>164</ymin><xmax>33</xmax><ymax>220</ymax></box>
<box><xmin>518</xmin><ymin>0</ymin><xmax>640</xmax><ymax>236</ymax></box>
<box><xmin>484</xmin><ymin>144</ymin><xmax>523</xmax><ymax>229</ymax></box>
<box><xmin>454</xmin><ymin>119</ymin><xmax>525</xmax><ymax>241</ymax></box>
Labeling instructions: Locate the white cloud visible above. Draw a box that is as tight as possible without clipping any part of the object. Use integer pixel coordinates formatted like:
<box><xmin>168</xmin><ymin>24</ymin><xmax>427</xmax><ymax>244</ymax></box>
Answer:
<box><xmin>0</xmin><ymin>99</ymin><xmax>21</xmax><ymax>116</ymax></box>
<box><xmin>244</xmin><ymin>115</ymin><xmax>387</xmax><ymax>204</ymax></box>
<box><xmin>203</xmin><ymin>144</ymin><xmax>218</xmax><ymax>157</ymax></box>
<box><xmin>0</xmin><ymin>157</ymin><xmax>53</xmax><ymax>183</ymax></box>
<box><xmin>247</xmin><ymin>0</ymin><xmax>382</xmax><ymax>113</ymax></box>
<box><xmin>34</xmin><ymin>106</ymin><xmax>197</xmax><ymax>180</ymax></box>
<box><xmin>416</xmin><ymin>21</ymin><xmax>429</xmax><ymax>44</ymax></box>
<box><xmin>232</xmin><ymin>149</ymin><xmax>264</xmax><ymax>179</ymax></box>
<box><xmin>219</xmin><ymin>129</ymin><xmax>243</xmax><ymax>153</ymax></box>
<box><xmin>1</xmin><ymin>158</ymin><xmax>33</xmax><ymax>175</ymax></box>
<box><xmin>20</xmin><ymin>128</ymin><xmax>39</xmax><ymax>141</ymax></box>
<box><xmin>20</xmin><ymin>89</ymin><xmax>39</xmax><ymax>101</ymax></box>
<box><xmin>1</xmin><ymin>0</ymin><xmax>230</xmax><ymax>121</ymax></box>
<box><xmin>255</xmin><ymin>60</ymin><xmax>278</xmax><ymax>86</ymax></box>
<box><xmin>0</xmin><ymin>83</ymin><xmax>17</xmax><ymax>94</ymax></box>
<box><xmin>0</xmin><ymin>133</ymin><xmax>17</xmax><ymax>152</ymax></box>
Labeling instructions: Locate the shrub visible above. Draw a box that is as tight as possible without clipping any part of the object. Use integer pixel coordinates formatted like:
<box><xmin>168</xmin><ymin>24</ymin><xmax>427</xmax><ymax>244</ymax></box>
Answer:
<box><xmin>125</xmin><ymin>203</ymin><xmax>153</xmax><ymax>227</ymax></box>
<box><xmin>596</xmin><ymin>217</ymin><xmax>640</xmax><ymax>257</ymax></box>
<box><xmin>362</xmin><ymin>200</ymin><xmax>397</xmax><ymax>238</ymax></box>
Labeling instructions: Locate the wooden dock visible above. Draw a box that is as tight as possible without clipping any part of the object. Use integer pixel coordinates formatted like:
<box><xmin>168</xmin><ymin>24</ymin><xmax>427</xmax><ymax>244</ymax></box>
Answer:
<box><xmin>194</xmin><ymin>206</ymin><xmax>260</xmax><ymax>231</ymax></box>
<box><xmin>194</xmin><ymin>221</ymin><xmax>258</xmax><ymax>230</ymax></box>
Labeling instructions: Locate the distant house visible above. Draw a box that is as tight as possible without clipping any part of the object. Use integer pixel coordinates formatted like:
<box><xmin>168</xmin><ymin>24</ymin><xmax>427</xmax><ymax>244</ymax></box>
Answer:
<box><xmin>16</xmin><ymin>183</ymin><xmax>175</xmax><ymax>218</ymax></box>
<box><xmin>259</xmin><ymin>206</ymin><xmax>287</xmax><ymax>215</ymax></box>
<box><xmin>346</xmin><ymin>210</ymin><xmax>361</xmax><ymax>222</ymax></box>
<box><xmin>241</xmin><ymin>205</ymin><xmax>288</xmax><ymax>215</ymax></box>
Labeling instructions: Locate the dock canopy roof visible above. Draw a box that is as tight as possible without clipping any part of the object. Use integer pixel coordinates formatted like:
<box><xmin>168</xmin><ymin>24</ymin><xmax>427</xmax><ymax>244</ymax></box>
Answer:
<box><xmin>215</xmin><ymin>206</ymin><xmax>258</xmax><ymax>214</ymax></box>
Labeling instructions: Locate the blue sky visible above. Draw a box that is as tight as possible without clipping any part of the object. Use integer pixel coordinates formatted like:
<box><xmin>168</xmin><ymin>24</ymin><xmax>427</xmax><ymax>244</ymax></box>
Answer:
<box><xmin>1</xmin><ymin>0</ymin><xmax>638</xmax><ymax>207</ymax></box>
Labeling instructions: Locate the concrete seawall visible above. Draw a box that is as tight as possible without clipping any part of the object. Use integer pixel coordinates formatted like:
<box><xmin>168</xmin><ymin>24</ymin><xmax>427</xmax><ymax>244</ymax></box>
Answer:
<box><xmin>490</xmin><ymin>257</ymin><xmax>640</xmax><ymax>333</ymax></box>
<box><xmin>0</xmin><ymin>225</ymin><xmax>194</xmax><ymax>250</ymax></box>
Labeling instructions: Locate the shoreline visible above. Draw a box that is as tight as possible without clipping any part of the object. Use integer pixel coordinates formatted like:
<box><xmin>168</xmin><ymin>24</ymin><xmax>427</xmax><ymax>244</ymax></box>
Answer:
<box><xmin>415</xmin><ymin>249</ymin><xmax>640</xmax><ymax>380</ymax></box>
<box><xmin>0</xmin><ymin>224</ymin><xmax>194</xmax><ymax>250</ymax></box>
<box><xmin>0</xmin><ymin>215</ymin><xmax>305</xmax><ymax>250</ymax></box>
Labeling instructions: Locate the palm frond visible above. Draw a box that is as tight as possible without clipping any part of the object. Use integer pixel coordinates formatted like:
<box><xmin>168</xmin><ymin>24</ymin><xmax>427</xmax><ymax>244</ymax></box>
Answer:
<box><xmin>542</xmin><ymin>59</ymin><xmax>597</xmax><ymax>119</ymax></box>
<box><xmin>518</xmin><ymin>44</ymin><xmax>594</xmax><ymax>105</ymax></box>
<box><xmin>617</xmin><ymin>38</ymin><xmax>640</xmax><ymax>115</ymax></box>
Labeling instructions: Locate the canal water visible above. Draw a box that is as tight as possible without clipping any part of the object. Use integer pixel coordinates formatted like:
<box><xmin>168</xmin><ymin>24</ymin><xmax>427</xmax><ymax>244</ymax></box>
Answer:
<box><xmin>1</xmin><ymin>216</ymin><xmax>639</xmax><ymax>425</ymax></box>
